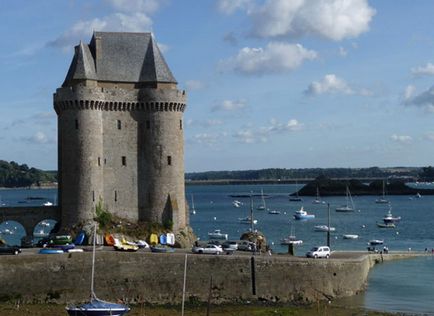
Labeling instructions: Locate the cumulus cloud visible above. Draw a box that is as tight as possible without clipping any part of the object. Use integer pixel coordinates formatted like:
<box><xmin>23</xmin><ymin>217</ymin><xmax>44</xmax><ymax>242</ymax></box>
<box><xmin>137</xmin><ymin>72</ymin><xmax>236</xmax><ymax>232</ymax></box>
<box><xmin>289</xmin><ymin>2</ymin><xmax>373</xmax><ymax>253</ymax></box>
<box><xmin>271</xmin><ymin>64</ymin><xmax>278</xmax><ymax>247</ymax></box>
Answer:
<box><xmin>249</xmin><ymin>0</ymin><xmax>375</xmax><ymax>41</ymax></box>
<box><xmin>187</xmin><ymin>119</ymin><xmax>224</xmax><ymax>128</ymax></box>
<box><xmin>185</xmin><ymin>80</ymin><xmax>205</xmax><ymax>91</ymax></box>
<box><xmin>217</xmin><ymin>0</ymin><xmax>254</xmax><ymax>15</ymax></box>
<box><xmin>405</xmin><ymin>85</ymin><xmax>434</xmax><ymax>112</ymax></box>
<box><xmin>48</xmin><ymin>0</ymin><xmax>164</xmax><ymax>51</ymax></box>
<box><xmin>233</xmin><ymin>118</ymin><xmax>302</xmax><ymax>143</ymax></box>
<box><xmin>221</xmin><ymin>42</ymin><xmax>317</xmax><ymax>75</ymax></box>
<box><xmin>212</xmin><ymin>99</ymin><xmax>247</xmax><ymax>112</ymax></box>
<box><xmin>411</xmin><ymin>63</ymin><xmax>434</xmax><ymax>77</ymax></box>
<box><xmin>390</xmin><ymin>134</ymin><xmax>412</xmax><ymax>144</ymax></box>
<box><xmin>305</xmin><ymin>74</ymin><xmax>353</xmax><ymax>95</ymax></box>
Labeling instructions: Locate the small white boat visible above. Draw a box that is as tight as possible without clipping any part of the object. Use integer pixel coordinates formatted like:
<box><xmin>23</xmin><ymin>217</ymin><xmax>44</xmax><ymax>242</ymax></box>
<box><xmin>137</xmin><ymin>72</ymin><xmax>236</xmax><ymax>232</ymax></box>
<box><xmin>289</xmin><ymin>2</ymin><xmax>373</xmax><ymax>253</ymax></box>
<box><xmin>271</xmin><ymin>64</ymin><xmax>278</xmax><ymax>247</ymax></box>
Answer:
<box><xmin>415</xmin><ymin>192</ymin><xmax>422</xmax><ymax>198</ymax></box>
<box><xmin>314</xmin><ymin>225</ymin><xmax>336</xmax><ymax>232</ymax></box>
<box><xmin>232</xmin><ymin>200</ymin><xmax>242</xmax><ymax>208</ymax></box>
<box><xmin>207</xmin><ymin>229</ymin><xmax>228</xmax><ymax>240</ymax></box>
<box><xmin>43</xmin><ymin>201</ymin><xmax>53</xmax><ymax>206</ymax></box>
<box><xmin>377</xmin><ymin>222</ymin><xmax>395</xmax><ymax>228</ymax></box>
<box><xmin>383</xmin><ymin>208</ymin><xmax>401</xmax><ymax>223</ymax></box>
<box><xmin>293</xmin><ymin>207</ymin><xmax>315</xmax><ymax>220</ymax></box>
<box><xmin>369</xmin><ymin>239</ymin><xmax>384</xmax><ymax>245</ymax></box>
<box><xmin>343</xmin><ymin>234</ymin><xmax>359</xmax><ymax>239</ymax></box>
<box><xmin>238</xmin><ymin>217</ymin><xmax>258</xmax><ymax>225</ymax></box>
<box><xmin>268</xmin><ymin>209</ymin><xmax>280</xmax><ymax>214</ymax></box>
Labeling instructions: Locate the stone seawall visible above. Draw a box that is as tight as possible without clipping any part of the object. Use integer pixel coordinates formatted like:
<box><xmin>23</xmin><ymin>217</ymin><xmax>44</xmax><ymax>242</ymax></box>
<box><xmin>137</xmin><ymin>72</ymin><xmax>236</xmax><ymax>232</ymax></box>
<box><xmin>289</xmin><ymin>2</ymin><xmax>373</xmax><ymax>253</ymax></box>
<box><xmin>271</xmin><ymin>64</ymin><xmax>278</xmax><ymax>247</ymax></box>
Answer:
<box><xmin>0</xmin><ymin>251</ymin><xmax>423</xmax><ymax>305</ymax></box>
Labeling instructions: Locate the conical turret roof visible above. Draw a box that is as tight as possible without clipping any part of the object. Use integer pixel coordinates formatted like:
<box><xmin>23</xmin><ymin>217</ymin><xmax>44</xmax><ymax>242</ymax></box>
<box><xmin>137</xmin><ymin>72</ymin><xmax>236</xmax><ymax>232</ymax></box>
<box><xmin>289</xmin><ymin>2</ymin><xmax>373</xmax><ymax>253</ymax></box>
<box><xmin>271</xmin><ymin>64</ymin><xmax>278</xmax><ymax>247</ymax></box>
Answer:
<box><xmin>62</xmin><ymin>32</ymin><xmax>177</xmax><ymax>87</ymax></box>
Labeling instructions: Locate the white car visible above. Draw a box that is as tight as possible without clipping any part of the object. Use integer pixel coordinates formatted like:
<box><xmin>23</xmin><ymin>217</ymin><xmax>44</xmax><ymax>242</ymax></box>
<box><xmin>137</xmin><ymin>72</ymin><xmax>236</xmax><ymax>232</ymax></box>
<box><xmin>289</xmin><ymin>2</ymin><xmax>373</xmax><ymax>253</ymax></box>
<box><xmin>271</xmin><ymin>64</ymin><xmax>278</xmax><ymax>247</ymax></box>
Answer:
<box><xmin>192</xmin><ymin>244</ymin><xmax>223</xmax><ymax>255</ymax></box>
<box><xmin>306</xmin><ymin>246</ymin><xmax>331</xmax><ymax>259</ymax></box>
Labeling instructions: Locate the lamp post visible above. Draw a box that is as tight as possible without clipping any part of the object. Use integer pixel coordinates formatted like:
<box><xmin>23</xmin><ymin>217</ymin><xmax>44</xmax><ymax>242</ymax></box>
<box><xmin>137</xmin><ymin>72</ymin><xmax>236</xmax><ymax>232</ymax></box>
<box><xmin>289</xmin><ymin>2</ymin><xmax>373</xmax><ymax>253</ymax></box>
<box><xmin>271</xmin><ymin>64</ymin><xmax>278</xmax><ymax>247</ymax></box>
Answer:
<box><xmin>327</xmin><ymin>202</ymin><xmax>331</xmax><ymax>248</ymax></box>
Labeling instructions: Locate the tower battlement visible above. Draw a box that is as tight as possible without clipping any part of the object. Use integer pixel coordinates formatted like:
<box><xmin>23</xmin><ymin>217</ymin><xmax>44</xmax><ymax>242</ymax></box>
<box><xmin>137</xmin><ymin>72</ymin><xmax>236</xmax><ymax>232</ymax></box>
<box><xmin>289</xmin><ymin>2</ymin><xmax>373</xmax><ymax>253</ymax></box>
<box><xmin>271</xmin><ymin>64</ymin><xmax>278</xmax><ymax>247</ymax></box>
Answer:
<box><xmin>54</xmin><ymin>32</ymin><xmax>188</xmax><ymax>231</ymax></box>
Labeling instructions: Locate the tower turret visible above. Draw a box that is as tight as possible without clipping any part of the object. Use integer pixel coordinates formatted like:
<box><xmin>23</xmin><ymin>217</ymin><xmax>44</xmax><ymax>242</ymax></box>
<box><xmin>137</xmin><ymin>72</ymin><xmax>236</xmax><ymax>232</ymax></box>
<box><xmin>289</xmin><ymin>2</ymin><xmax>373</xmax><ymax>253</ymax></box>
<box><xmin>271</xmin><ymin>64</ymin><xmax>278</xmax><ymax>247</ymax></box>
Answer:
<box><xmin>54</xmin><ymin>32</ymin><xmax>187</xmax><ymax>231</ymax></box>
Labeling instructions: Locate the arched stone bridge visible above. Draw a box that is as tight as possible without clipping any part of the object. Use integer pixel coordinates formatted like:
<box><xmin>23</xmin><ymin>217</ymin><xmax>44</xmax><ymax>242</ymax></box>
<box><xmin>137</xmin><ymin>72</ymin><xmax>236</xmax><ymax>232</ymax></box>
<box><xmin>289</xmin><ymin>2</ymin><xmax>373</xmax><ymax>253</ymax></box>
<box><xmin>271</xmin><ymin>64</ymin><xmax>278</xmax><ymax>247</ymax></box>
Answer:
<box><xmin>0</xmin><ymin>206</ymin><xmax>61</xmax><ymax>237</ymax></box>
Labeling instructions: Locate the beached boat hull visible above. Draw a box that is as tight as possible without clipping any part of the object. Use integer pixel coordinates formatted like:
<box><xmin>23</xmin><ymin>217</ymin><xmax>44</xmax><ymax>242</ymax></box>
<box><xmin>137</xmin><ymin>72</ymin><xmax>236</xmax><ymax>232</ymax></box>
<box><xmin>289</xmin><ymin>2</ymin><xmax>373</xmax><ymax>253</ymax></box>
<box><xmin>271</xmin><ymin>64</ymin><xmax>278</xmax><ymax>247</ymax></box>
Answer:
<box><xmin>66</xmin><ymin>298</ymin><xmax>130</xmax><ymax>316</ymax></box>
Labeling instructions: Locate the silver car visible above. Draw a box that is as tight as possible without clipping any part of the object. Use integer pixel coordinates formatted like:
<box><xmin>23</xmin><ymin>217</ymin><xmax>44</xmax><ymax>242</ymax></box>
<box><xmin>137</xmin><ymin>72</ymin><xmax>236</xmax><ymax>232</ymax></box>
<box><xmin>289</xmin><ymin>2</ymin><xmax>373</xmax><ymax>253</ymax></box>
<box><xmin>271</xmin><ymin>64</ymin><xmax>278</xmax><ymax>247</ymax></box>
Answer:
<box><xmin>192</xmin><ymin>244</ymin><xmax>223</xmax><ymax>255</ymax></box>
<box><xmin>306</xmin><ymin>246</ymin><xmax>331</xmax><ymax>259</ymax></box>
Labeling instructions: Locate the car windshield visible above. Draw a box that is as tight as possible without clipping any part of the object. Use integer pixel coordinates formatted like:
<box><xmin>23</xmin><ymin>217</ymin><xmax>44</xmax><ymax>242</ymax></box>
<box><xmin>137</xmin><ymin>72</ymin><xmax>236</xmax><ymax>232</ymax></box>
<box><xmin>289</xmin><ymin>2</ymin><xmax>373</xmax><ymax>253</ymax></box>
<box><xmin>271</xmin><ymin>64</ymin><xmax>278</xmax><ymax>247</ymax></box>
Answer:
<box><xmin>311</xmin><ymin>247</ymin><xmax>319</xmax><ymax>251</ymax></box>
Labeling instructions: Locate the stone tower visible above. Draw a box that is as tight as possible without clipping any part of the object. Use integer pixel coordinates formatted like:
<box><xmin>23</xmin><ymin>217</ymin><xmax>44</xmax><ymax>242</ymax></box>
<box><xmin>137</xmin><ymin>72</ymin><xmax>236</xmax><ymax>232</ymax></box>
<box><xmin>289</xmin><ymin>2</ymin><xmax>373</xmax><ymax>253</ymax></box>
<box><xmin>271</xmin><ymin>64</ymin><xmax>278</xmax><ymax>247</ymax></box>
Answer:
<box><xmin>53</xmin><ymin>32</ymin><xmax>187</xmax><ymax>232</ymax></box>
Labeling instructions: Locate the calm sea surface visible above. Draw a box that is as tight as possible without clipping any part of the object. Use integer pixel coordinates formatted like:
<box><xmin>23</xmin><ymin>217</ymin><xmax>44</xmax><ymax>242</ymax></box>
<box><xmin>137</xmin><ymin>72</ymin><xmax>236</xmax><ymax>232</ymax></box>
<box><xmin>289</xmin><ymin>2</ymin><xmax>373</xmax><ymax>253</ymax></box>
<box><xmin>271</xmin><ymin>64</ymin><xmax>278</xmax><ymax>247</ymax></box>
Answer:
<box><xmin>1</xmin><ymin>183</ymin><xmax>433</xmax><ymax>314</ymax></box>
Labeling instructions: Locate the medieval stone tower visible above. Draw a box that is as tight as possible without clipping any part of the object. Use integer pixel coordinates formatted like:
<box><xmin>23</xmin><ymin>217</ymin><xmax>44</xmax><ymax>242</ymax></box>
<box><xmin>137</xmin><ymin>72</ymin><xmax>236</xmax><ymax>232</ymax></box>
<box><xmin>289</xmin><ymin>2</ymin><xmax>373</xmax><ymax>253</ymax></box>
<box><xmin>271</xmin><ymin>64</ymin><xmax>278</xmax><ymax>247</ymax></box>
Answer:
<box><xmin>53</xmin><ymin>32</ymin><xmax>187</xmax><ymax>232</ymax></box>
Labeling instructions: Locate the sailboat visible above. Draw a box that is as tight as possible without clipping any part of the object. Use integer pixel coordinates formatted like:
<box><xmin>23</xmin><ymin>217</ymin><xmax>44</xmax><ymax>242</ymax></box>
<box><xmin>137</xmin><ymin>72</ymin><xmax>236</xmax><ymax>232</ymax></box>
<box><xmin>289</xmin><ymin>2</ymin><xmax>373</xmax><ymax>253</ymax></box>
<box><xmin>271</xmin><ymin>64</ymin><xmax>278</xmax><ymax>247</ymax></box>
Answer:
<box><xmin>312</xmin><ymin>186</ymin><xmax>322</xmax><ymax>204</ymax></box>
<box><xmin>280</xmin><ymin>221</ymin><xmax>303</xmax><ymax>245</ymax></box>
<box><xmin>289</xmin><ymin>181</ymin><xmax>303</xmax><ymax>202</ymax></box>
<box><xmin>256</xmin><ymin>189</ymin><xmax>266</xmax><ymax>210</ymax></box>
<box><xmin>66</xmin><ymin>224</ymin><xmax>130</xmax><ymax>316</ymax></box>
<box><xmin>335</xmin><ymin>186</ymin><xmax>355</xmax><ymax>212</ymax></box>
<box><xmin>190</xmin><ymin>194</ymin><xmax>196</xmax><ymax>215</ymax></box>
<box><xmin>375</xmin><ymin>180</ymin><xmax>389</xmax><ymax>204</ymax></box>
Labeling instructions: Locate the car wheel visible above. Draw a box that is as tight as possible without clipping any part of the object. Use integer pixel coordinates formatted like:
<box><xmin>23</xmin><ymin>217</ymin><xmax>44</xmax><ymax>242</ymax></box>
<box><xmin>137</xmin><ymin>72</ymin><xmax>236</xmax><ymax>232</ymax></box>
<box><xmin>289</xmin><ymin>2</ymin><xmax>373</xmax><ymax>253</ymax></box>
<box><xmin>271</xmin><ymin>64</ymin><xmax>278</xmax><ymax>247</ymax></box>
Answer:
<box><xmin>326</xmin><ymin>254</ymin><xmax>330</xmax><ymax>259</ymax></box>
<box><xmin>14</xmin><ymin>250</ymin><xmax>19</xmax><ymax>255</ymax></box>
<box><xmin>198</xmin><ymin>250</ymin><xmax>203</xmax><ymax>254</ymax></box>
<box><xmin>314</xmin><ymin>254</ymin><xmax>318</xmax><ymax>259</ymax></box>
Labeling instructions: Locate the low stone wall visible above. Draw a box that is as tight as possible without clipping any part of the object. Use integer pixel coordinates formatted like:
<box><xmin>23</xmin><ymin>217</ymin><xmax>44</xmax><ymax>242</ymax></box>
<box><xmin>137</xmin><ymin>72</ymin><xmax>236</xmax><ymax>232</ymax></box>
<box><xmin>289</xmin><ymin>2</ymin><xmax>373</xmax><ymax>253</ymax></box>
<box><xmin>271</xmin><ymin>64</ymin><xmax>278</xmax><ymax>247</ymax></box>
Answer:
<box><xmin>0</xmin><ymin>251</ymin><xmax>423</xmax><ymax>305</ymax></box>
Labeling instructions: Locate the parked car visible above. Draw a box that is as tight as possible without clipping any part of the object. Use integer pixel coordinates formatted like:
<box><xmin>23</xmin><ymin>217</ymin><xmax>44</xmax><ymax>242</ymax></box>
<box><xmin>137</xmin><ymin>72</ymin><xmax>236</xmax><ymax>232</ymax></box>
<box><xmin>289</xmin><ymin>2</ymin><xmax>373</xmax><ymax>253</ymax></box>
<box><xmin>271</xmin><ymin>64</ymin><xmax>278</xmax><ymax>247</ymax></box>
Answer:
<box><xmin>237</xmin><ymin>240</ymin><xmax>255</xmax><ymax>251</ymax></box>
<box><xmin>36</xmin><ymin>236</ymin><xmax>52</xmax><ymax>248</ymax></box>
<box><xmin>222</xmin><ymin>241</ymin><xmax>238</xmax><ymax>250</ymax></box>
<box><xmin>0</xmin><ymin>244</ymin><xmax>21</xmax><ymax>255</ymax></box>
<box><xmin>192</xmin><ymin>244</ymin><xmax>223</xmax><ymax>255</ymax></box>
<box><xmin>306</xmin><ymin>246</ymin><xmax>331</xmax><ymax>259</ymax></box>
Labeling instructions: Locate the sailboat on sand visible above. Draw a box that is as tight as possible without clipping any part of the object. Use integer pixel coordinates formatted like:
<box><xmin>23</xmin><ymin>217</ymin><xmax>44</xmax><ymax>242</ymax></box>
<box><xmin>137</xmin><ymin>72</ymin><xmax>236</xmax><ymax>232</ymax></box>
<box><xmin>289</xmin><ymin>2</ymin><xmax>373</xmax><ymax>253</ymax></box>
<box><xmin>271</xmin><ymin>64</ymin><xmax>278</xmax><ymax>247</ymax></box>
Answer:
<box><xmin>66</xmin><ymin>224</ymin><xmax>130</xmax><ymax>316</ymax></box>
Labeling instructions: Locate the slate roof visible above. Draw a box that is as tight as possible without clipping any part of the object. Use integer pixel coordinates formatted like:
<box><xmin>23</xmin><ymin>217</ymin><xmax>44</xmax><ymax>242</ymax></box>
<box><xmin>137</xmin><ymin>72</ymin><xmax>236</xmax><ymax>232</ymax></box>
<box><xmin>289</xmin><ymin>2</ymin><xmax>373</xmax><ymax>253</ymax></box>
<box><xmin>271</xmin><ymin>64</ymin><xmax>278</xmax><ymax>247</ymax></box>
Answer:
<box><xmin>62</xmin><ymin>32</ymin><xmax>177</xmax><ymax>86</ymax></box>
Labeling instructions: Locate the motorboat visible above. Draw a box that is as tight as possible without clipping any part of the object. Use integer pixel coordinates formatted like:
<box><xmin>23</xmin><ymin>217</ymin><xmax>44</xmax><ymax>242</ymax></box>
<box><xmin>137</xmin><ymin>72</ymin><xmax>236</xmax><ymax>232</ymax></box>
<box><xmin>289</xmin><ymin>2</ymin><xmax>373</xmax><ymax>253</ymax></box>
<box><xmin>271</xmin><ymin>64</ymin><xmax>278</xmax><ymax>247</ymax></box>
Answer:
<box><xmin>232</xmin><ymin>200</ymin><xmax>242</xmax><ymax>208</ymax></box>
<box><xmin>314</xmin><ymin>225</ymin><xmax>336</xmax><ymax>232</ymax></box>
<box><xmin>383</xmin><ymin>208</ymin><xmax>401</xmax><ymax>224</ymax></box>
<box><xmin>336</xmin><ymin>186</ymin><xmax>356</xmax><ymax>212</ymax></box>
<box><xmin>238</xmin><ymin>217</ymin><xmax>258</xmax><ymax>225</ymax></box>
<box><xmin>43</xmin><ymin>201</ymin><xmax>54</xmax><ymax>206</ymax></box>
<box><xmin>342</xmin><ymin>234</ymin><xmax>359</xmax><ymax>239</ymax></box>
<box><xmin>293</xmin><ymin>207</ymin><xmax>315</xmax><ymax>220</ymax></box>
<box><xmin>377</xmin><ymin>222</ymin><xmax>395</xmax><ymax>228</ymax></box>
<box><xmin>208</xmin><ymin>229</ymin><xmax>228</xmax><ymax>240</ymax></box>
<box><xmin>368</xmin><ymin>239</ymin><xmax>384</xmax><ymax>245</ymax></box>
<box><xmin>66</xmin><ymin>224</ymin><xmax>130</xmax><ymax>316</ymax></box>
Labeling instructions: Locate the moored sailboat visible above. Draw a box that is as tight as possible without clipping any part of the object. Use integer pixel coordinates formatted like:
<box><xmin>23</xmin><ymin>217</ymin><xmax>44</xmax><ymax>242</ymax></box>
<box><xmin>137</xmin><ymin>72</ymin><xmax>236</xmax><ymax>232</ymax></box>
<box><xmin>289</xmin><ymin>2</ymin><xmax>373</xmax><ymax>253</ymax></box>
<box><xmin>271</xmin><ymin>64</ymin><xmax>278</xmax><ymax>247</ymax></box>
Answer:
<box><xmin>66</xmin><ymin>224</ymin><xmax>130</xmax><ymax>316</ymax></box>
<box><xmin>336</xmin><ymin>186</ymin><xmax>355</xmax><ymax>212</ymax></box>
<box><xmin>375</xmin><ymin>180</ymin><xmax>389</xmax><ymax>204</ymax></box>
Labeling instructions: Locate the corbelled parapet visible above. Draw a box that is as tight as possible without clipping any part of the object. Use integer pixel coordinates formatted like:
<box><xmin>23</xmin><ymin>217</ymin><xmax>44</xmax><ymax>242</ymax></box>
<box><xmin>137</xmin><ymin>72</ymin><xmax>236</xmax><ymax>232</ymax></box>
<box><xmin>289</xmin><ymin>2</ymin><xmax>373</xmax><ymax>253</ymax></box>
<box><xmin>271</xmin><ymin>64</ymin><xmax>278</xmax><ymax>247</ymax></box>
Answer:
<box><xmin>54</xmin><ymin>32</ymin><xmax>188</xmax><ymax>233</ymax></box>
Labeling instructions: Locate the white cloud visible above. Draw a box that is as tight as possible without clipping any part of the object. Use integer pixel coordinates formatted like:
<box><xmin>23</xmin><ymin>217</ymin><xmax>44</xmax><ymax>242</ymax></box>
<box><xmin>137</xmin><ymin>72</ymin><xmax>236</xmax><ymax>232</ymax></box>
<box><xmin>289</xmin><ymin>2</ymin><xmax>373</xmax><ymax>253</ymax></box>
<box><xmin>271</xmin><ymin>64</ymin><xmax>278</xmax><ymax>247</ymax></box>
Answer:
<box><xmin>21</xmin><ymin>131</ymin><xmax>53</xmax><ymax>144</ymax></box>
<box><xmin>217</xmin><ymin>0</ymin><xmax>254</xmax><ymax>15</ymax></box>
<box><xmin>249</xmin><ymin>0</ymin><xmax>375</xmax><ymax>41</ymax></box>
<box><xmin>305</xmin><ymin>74</ymin><xmax>353</xmax><ymax>95</ymax></box>
<box><xmin>187</xmin><ymin>119</ymin><xmax>224</xmax><ymax>127</ymax></box>
<box><xmin>185</xmin><ymin>80</ymin><xmax>205</xmax><ymax>91</ymax></box>
<box><xmin>233</xmin><ymin>118</ymin><xmax>302</xmax><ymax>143</ymax></box>
<box><xmin>411</xmin><ymin>63</ymin><xmax>434</xmax><ymax>76</ymax></box>
<box><xmin>189</xmin><ymin>132</ymin><xmax>227</xmax><ymax>146</ymax></box>
<box><xmin>221</xmin><ymin>42</ymin><xmax>317</xmax><ymax>75</ymax></box>
<box><xmin>212</xmin><ymin>99</ymin><xmax>247</xmax><ymax>112</ymax></box>
<box><xmin>48</xmin><ymin>1</ymin><xmax>162</xmax><ymax>51</ymax></box>
<box><xmin>405</xmin><ymin>85</ymin><xmax>434</xmax><ymax>112</ymax></box>
<box><xmin>390</xmin><ymin>134</ymin><xmax>412</xmax><ymax>144</ymax></box>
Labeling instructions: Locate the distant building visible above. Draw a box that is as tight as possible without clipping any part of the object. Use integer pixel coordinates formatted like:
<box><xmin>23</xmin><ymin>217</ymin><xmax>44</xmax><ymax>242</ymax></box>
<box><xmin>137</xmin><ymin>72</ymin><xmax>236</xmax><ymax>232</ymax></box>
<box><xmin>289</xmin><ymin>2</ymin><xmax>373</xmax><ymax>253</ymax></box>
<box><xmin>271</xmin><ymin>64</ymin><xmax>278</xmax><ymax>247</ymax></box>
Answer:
<box><xmin>54</xmin><ymin>32</ymin><xmax>188</xmax><ymax>231</ymax></box>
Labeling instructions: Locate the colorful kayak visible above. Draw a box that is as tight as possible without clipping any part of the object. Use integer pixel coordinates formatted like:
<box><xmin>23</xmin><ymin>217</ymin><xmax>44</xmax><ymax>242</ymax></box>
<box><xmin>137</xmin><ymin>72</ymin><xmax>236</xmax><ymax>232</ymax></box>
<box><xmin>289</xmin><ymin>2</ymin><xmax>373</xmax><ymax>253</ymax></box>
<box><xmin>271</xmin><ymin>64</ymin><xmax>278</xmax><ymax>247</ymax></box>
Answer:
<box><xmin>39</xmin><ymin>248</ymin><xmax>64</xmax><ymax>255</ymax></box>
<box><xmin>105</xmin><ymin>234</ymin><xmax>115</xmax><ymax>246</ymax></box>
<box><xmin>149</xmin><ymin>233</ymin><xmax>158</xmax><ymax>245</ymax></box>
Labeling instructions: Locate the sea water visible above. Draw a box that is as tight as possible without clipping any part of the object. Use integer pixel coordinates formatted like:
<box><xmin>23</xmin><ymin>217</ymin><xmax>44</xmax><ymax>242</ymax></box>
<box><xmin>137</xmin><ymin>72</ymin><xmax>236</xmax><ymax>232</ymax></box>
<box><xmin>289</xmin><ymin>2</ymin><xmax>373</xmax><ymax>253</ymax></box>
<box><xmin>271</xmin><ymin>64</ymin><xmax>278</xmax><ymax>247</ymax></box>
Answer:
<box><xmin>1</xmin><ymin>184</ymin><xmax>434</xmax><ymax>314</ymax></box>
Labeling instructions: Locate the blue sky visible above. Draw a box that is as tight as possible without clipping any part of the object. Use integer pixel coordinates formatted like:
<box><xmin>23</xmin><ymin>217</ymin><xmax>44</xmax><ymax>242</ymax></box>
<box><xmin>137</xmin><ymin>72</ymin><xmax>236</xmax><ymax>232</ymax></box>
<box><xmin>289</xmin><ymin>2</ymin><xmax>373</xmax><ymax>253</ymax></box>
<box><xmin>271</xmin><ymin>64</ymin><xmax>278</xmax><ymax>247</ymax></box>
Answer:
<box><xmin>2</xmin><ymin>0</ymin><xmax>434</xmax><ymax>172</ymax></box>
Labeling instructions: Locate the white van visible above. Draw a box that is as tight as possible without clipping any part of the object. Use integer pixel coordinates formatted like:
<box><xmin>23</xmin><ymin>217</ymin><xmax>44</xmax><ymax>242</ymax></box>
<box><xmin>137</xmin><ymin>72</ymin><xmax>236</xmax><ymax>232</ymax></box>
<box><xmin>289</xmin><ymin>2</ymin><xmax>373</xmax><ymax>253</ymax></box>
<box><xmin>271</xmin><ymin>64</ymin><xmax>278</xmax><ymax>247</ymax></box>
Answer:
<box><xmin>306</xmin><ymin>246</ymin><xmax>331</xmax><ymax>259</ymax></box>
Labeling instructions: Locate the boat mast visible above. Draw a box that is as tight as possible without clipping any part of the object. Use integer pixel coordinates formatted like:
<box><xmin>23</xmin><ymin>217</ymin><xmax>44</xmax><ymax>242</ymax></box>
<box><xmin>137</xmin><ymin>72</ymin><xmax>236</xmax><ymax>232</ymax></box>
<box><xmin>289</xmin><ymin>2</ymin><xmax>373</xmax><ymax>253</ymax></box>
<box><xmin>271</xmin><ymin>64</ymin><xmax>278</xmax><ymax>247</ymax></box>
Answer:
<box><xmin>250</xmin><ymin>194</ymin><xmax>254</xmax><ymax>232</ymax></box>
<box><xmin>90</xmin><ymin>223</ymin><xmax>97</xmax><ymax>299</ymax></box>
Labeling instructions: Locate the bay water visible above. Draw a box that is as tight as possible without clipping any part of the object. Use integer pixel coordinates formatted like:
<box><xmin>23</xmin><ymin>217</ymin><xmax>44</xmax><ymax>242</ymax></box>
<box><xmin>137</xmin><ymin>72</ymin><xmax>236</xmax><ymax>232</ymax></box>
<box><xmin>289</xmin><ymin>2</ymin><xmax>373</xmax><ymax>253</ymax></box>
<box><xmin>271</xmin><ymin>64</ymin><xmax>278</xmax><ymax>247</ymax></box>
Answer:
<box><xmin>1</xmin><ymin>183</ymin><xmax>433</xmax><ymax>314</ymax></box>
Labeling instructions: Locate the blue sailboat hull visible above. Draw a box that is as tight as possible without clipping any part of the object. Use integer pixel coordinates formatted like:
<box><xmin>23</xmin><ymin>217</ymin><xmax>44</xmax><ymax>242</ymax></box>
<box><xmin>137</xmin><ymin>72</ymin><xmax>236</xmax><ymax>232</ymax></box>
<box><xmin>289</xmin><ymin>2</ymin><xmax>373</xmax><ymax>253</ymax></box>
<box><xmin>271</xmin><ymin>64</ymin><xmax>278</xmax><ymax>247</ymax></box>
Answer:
<box><xmin>66</xmin><ymin>299</ymin><xmax>130</xmax><ymax>316</ymax></box>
